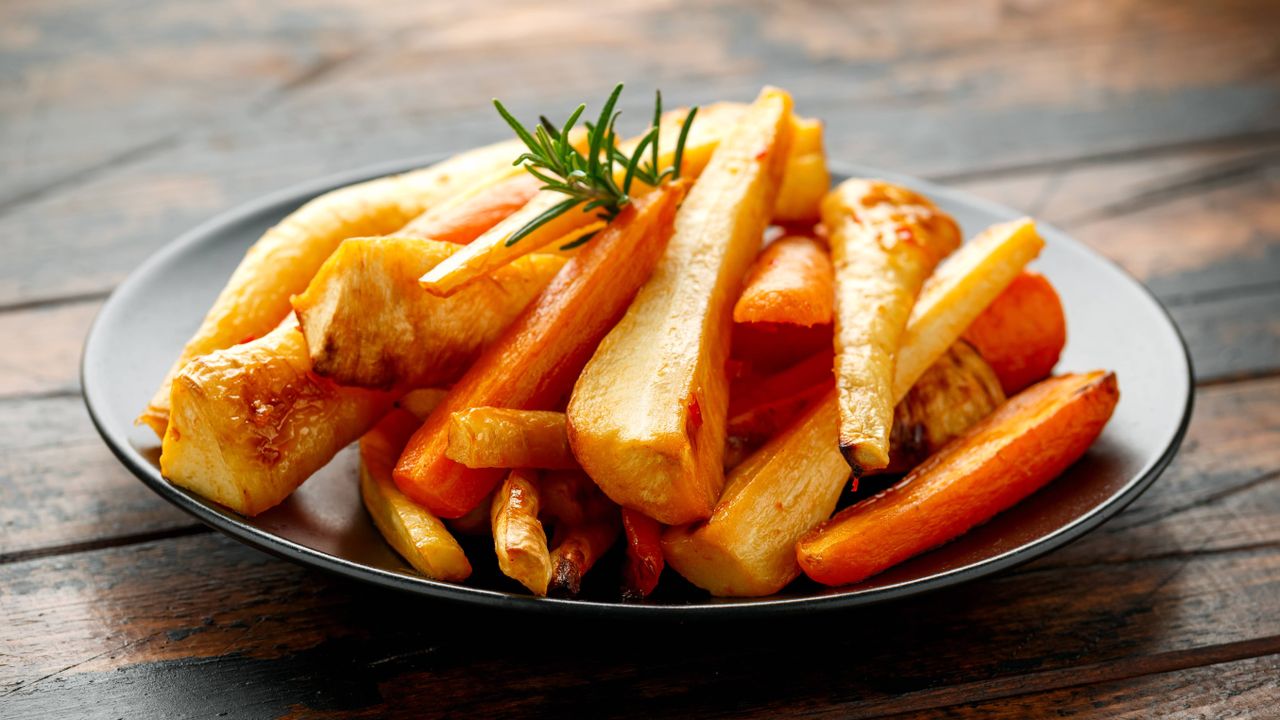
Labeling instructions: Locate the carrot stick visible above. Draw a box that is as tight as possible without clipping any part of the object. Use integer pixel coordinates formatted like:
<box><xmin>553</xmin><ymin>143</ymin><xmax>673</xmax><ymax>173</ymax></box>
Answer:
<box><xmin>733</xmin><ymin>235</ymin><xmax>834</xmax><ymax>326</ymax></box>
<box><xmin>727</xmin><ymin>348</ymin><xmax>834</xmax><ymax>442</ymax></box>
<box><xmin>398</xmin><ymin>172</ymin><xmax>543</xmax><ymax>245</ymax></box>
<box><xmin>393</xmin><ymin>182</ymin><xmax>686</xmax><ymax>518</ymax></box>
<box><xmin>962</xmin><ymin>270</ymin><xmax>1067</xmax><ymax>394</ymax></box>
<box><xmin>621</xmin><ymin>508</ymin><xmax>665</xmax><ymax>600</ymax></box>
<box><xmin>796</xmin><ymin>371</ymin><xmax>1119</xmax><ymax>587</ymax></box>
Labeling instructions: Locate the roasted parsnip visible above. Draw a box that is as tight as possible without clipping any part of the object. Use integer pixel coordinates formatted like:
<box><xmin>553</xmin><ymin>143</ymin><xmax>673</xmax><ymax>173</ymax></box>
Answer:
<box><xmin>663</xmin><ymin>394</ymin><xmax>848</xmax><ymax>597</ymax></box>
<box><xmin>541</xmin><ymin>471</ymin><xmax>621</xmax><ymax>597</ymax></box>
<box><xmin>394</xmin><ymin>183</ymin><xmax>685</xmax><ymax>518</ymax></box>
<box><xmin>161</xmin><ymin>319</ymin><xmax>395</xmax><ymax>516</ymax></box>
<box><xmin>894</xmin><ymin>218</ymin><xmax>1045</xmax><ymax>398</ymax></box>
<box><xmin>773</xmin><ymin>116</ymin><xmax>830</xmax><ymax>222</ymax></box>
<box><xmin>568</xmin><ymin>88</ymin><xmax>795</xmax><ymax>525</ymax></box>
<box><xmin>884</xmin><ymin>340</ymin><xmax>1005</xmax><ymax>473</ymax></box>
<box><xmin>139</xmin><ymin>138</ymin><xmax>522</xmax><ymax>436</ymax></box>
<box><xmin>446</xmin><ymin>407</ymin><xmax>577</xmax><ymax>470</ymax></box>
<box><xmin>360</xmin><ymin>409</ymin><xmax>471</xmax><ymax>582</ymax></box>
<box><xmin>293</xmin><ymin>236</ymin><xmax>565</xmax><ymax>388</ymax></box>
<box><xmin>491</xmin><ymin>470</ymin><xmax>553</xmax><ymax>596</ymax></box>
<box><xmin>733</xmin><ymin>235</ymin><xmax>834</xmax><ymax>326</ymax></box>
<box><xmin>824</xmin><ymin>179</ymin><xmax>961</xmax><ymax>473</ymax></box>
<box><xmin>797</xmin><ymin>372</ymin><xmax>1119</xmax><ymax>586</ymax></box>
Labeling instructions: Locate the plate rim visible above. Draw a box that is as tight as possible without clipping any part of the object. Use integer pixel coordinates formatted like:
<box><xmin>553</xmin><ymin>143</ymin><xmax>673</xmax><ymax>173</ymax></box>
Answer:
<box><xmin>81</xmin><ymin>156</ymin><xmax>1195</xmax><ymax>618</ymax></box>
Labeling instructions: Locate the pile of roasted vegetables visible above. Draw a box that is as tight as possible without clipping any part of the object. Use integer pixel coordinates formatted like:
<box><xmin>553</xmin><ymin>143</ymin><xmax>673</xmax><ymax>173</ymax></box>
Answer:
<box><xmin>141</xmin><ymin>86</ymin><xmax>1118</xmax><ymax>599</ymax></box>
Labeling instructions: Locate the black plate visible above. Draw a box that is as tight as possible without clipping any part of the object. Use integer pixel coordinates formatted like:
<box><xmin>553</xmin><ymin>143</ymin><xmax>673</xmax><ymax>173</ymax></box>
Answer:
<box><xmin>82</xmin><ymin>159</ymin><xmax>1192</xmax><ymax>617</ymax></box>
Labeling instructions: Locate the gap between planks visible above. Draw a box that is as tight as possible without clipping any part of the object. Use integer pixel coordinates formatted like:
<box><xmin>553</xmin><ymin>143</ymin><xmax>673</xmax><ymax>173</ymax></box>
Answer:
<box><xmin>854</xmin><ymin>638</ymin><xmax>1280</xmax><ymax>719</ymax></box>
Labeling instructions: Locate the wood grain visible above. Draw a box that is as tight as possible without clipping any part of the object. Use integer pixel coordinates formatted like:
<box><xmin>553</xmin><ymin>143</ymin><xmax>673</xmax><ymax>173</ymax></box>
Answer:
<box><xmin>3</xmin><ymin>0</ymin><xmax>1278</xmax><ymax>307</ymax></box>
<box><xmin>3</xmin><ymin>0</ymin><xmax>1278</xmax><ymax>715</ymax></box>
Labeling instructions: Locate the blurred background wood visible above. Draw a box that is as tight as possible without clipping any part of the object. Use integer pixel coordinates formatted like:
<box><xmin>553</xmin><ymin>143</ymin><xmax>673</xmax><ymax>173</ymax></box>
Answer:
<box><xmin>1</xmin><ymin>0</ymin><xmax>1277</xmax><ymax>717</ymax></box>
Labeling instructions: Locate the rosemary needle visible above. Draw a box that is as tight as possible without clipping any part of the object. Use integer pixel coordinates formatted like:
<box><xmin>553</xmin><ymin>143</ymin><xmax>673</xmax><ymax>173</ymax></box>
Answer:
<box><xmin>493</xmin><ymin>84</ymin><xmax>698</xmax><ymax>248</ymax></box>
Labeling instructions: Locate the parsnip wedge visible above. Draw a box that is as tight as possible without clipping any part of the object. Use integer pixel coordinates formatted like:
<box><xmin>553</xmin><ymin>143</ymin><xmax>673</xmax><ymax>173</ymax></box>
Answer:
<box><xmin>894</xmin><ymin>218</ymin><xmax>1046</xmax><ymax>397</ymax></box>
<box><xmin>394</xmin><ymin>182</ymin><xmax>686</xmax><ymax>518</ymax></box>
<box><xmin>661</xmin><ymin>218</ymin><xmax>1044</xmax><ymax>596</ymax></box>
<box><xmin>824</xmin><ymin>179</ymin><xmax>961</xmax><ymax>473</ymax></box>
<box><xmin>161</xmin><ymin>319</ymin><xmax>395</xmax><ymax>516</ymax></box>
<box><xmin>491</xmin><ymin>470</ymin><xmax>552</xmax><ymax>596</ymax></box>
<box><xmin>774</xmin><ymin>116</ymin><xmax>830</xmax><ymax>222</ymax></box>
<box><xmin>360</xmin><ymin>409</ymin><xmax>471</xmax><ymax>582</ymax></box>
<box><xmin>567</xmin><ymin>87</ymin><xmax>795</xmax><ymax>525</ymax></box>
<box><xmin>293</xmin><ymin>236</ymin><xmax>566</xmax><ymax>389</ymax></box>
<box><xmin>447</xmin><ymin>407</ymin><xmax>577</xmax><ymax>470</ymax></box>
<box><xmin>139</xmin><ymin>138</ymin><xmax>523</xmax><ymax>437</ymax></box>
<box><xmin>663</xmin><ymin>394</ymin><xmax>848</xmax><ymax>597</ymax></box>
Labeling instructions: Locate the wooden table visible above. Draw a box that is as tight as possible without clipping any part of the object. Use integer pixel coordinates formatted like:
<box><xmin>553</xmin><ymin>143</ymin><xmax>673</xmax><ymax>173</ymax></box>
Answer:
<box><xmin>3</xmin><ymin>1</ymin><xmax>1278</xmax><ymax>717</ymax></box>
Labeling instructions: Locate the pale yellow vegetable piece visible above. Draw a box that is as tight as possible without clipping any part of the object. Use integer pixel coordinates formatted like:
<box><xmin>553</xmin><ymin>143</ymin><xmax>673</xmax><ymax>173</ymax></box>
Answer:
<box><xmin>446</xmin><ymin>407</ymin><xmax>577</xmax><ymax>470</ymax></box>
<box><xmin>824</xmin><ymin>178</ymin><xmax>961</xmax><ymax>473</ymax></box>
<box><xmin>773</xmin><ymin>116</ymin><xmax>830</xmax><ymax>222</ymax></box>
<box><xmin>491</xmin><ymin>470</ymin><xmax>553</xmax><ymax>596</ymax></box>
<box><xmin>567</xmin><ymin>87</ymin><xmax>795</xmax><ymax>525</ymax></box>
<box><xmin>663</xmin><ymin>395</ymin><xmax>847</xmax><ymax>597</ymax></box>
<box><xmin>292</xmin><ymin>236</ymin><xmax>566</xmax><ymax>389</ymax></box>
<box><xmin>161</xmin><ymin>318</ymin><xmax>394</xmax><ymax>516</ymax></box>
<box><xmin>894</xmin><ymin>218</ymin><xmax>1046</xmax><ymax>397</ymax></box>
<box><xmin>360</xmin><ymin>410</ymin><xmax>471</xmax><ymax>582</ymax></box>
<box><xmin>139</xmin><ymin>138</ymin><xmax>523</xmax><ymax>437</ymax></box>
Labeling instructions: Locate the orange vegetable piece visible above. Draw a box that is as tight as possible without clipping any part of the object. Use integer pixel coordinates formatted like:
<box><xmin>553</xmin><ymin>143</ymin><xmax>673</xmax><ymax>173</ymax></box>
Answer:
<box><xmin>398</xmin><ymin>172</ymin><xmax>543</xmax><ymax>245</ymax></box>
<box><xmin>393</xmin><ymin>182</ymin><xmax>685</xmax><ymax>518</ymax></box>
<box><xmin>962</xmin><ymin>271</ymin><xmax>1067</xmax><ymax>395</ymax></box>
<box><xmin>621</xmin><ymin>508</ymin><xmax>665</xmax><ymax>600</ymax></box>
<box><xmin>796</xmin><ymin>371</ymin><xmax>1119</xmax><ymax>587</ymax></box>
<box><xmin>733</xmin><ymin>235</ymin><xmax>834</xmax><ymax>327</ymax></box>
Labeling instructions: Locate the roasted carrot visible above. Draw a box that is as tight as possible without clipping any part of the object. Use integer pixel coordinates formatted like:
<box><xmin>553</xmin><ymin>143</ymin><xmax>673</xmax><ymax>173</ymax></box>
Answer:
<box><xmin>491</xmin><ymin>469</ymin><xmax>552</xmax><ymax>595</ymax></box>
<box><xmin>733</xmin><ymin>235</ymin><xmax>834</xmax><ymax>326</ymax></box>
<box><xmin>397</xmin><ymin>172</ymin><xmax>543</xmax><ymax>245</ymax></box>
<box><xmin>138</xmin><ymin>139</ymin><xmax>522</xmax><ymax>437</ymax></box>
<box><xmin>293</xmin><ymin>237</ymin><xmax>565</xmax><ymax>389</ymax></box>
<box><xmin>797</xmin><ymin>372</ymin><xmax>1119</xmax><ymax>586</ymax></box>
<box><xmin>824</xmin><ymin>179</ymin><xmax>962</xmax><ymax>473</ymax></box>
<box><xmin>161</xmin><ymin>318</ymin><xmax>396</xmax><ymax>516</ymax></box>
<box><xmin>621</xmin><ymin>508</ymin><xmax>665</xmax><ymax>600</ymax></box>
<box><xmin>446</xmin><ymin>407</ymin><xmax>577</xmax><ymax>470</ymax></box>
<box><xmin>962</xmin><ymin>270</ymin><xmax>1067</xmax><ymax>395</ymax></box>
<box><xmin>730</xmin><ymin>321</ymin><xmax>833</xmax><ymax>374</ymax></box>
<box><xmin>568</xmin><ymin>88</ymin><xmax>795</xmax><ymax>525</ymax></box>
<box><xmin>360</xmin><ymin>409</ymin><xmax>471</xmax><ymax>582</ymax></box>
<box><xmin>393</xmin><ymin>182</ymin><xmax>686</xmax><ymax>518</ymax></box>
<box><xmin>727</xmin><ymin>348</ymin><xmax>834</xmax><ymax>442</ymax></box>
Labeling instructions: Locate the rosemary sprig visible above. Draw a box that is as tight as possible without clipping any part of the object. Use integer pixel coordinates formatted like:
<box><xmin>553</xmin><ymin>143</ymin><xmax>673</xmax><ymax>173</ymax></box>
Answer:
<box><xmin>493</xmin><ymin>84</ymin><xmax>698</xmax><ymax>248</ymax></box>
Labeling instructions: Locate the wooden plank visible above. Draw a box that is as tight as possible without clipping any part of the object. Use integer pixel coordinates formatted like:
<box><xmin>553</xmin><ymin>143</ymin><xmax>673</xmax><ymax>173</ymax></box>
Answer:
<box><xmin>0</xmin><ymin>300</ymin><xmax>98</xmax><ymax>398</ymax></box>
<box><xmin>891</xmin><ymin>652</ymin><xmax>1279</xmax><ymax>719</ymax></box>
<box><xmin>0</xmin><ymin>376</ymin><xmax>1276</xmax><ymax>714</ymax></box>
<box><xmin>0</xmin><ymin>395</ymin><xmax>194</xmax><ymax>559</ymax></box>
<box><xmin>1169</xmin><ymin>289</ymin><xmax>1280</xmax><ymax>385</ymax></box>
<box><xmin>0</xmin><ymin>533</ymin><xmax>1277</xmax><ymax>717</ymax></box>
<box><xmin>3</xmin><ymin>0</ymin><xmax>1278</xmax><ymax>306</ymax></box>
